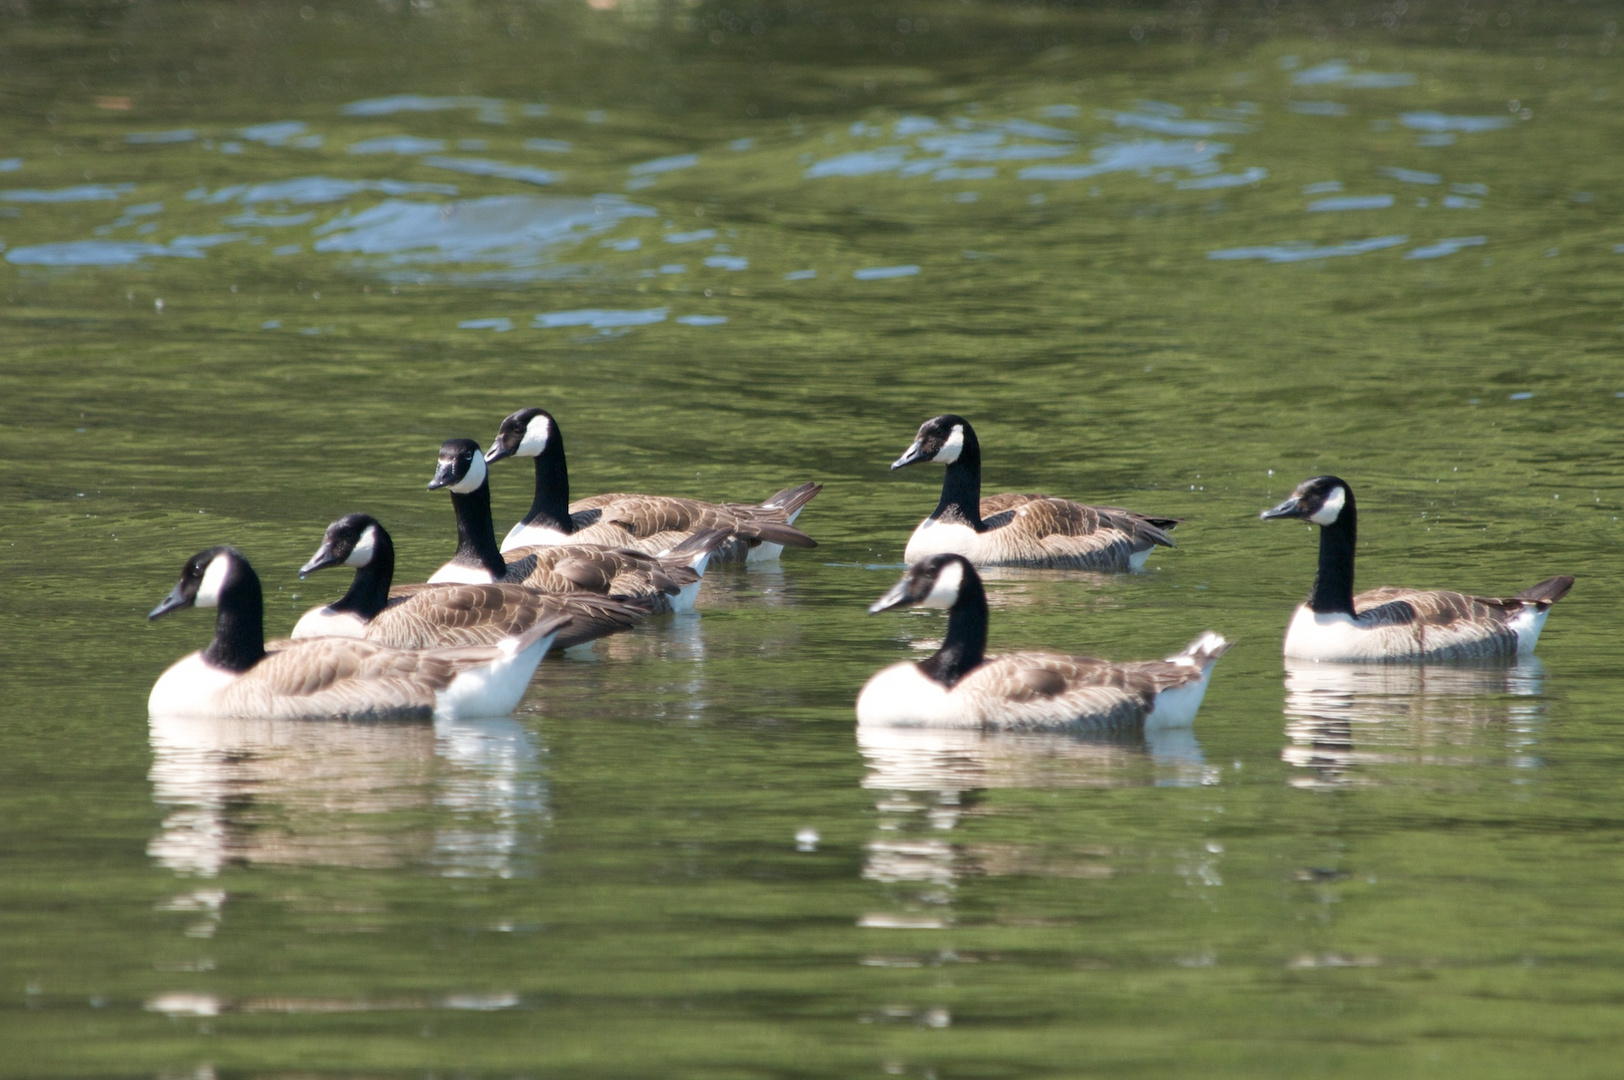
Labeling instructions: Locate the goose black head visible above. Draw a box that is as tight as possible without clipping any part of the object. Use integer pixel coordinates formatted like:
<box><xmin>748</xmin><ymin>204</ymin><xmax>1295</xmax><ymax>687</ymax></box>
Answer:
<box><xmin>869</xmin><ymin>554</ymin><xmax>976</xmax><ymax>613</ymax></box>
<box><xmin>1261</xmin><ymin>475</ymin><xmax>1353</xmax><ymax>527</ymax></box>
<box><xmin>428</xmin><ymin>438</ymin><xmax>487</xmax><ymax>493</ymax></box>
<box><xmin>891</xmin><ymin>414</ymin><xmax>973</xmax><ymax>471</ymax></box>
<box><xmin>149</xmin><ymin>546</ymin><xmax>250</xmax><ymax>620</ymax></box>
<box><xmin>300</xmin><ymin>513</ymin><xmax>385</xmax><ymax>577</ymax></box>
<box><xmin>485</xmin><ymin>407</ymin><xmax>557</xmax><ymax>465</ymax></box>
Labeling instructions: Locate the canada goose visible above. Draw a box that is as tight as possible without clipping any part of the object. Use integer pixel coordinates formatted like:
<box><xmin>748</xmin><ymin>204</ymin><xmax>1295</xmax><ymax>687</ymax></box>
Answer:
<box><xmin>856</xmin><ymin>554</ymin><xmax>1231</xmax><ymax>730</ymax></box>
<box><xmin>483</xmin><ymin>407</ymin><xmax>821</xmax><ymax>561</ymax></box>
<box><xmin>890</xmin><ymin>414</ymin><xmax>1179</xmax><ymax>570</ymax></box>
<box><xmin>425</xmin><ymin>439</ymin><xmax>729</xmax><ymax>613</ymax></box>
<box><xmin>148</xmin><ymin>547</ymin><xmax>566</xmax><ymax>721</ymax></box>
<box><xmin>292</xmin><ymin>513</ymin><xmax>650</xmax><ymax>650</ymax></box>
<box><xmin>1260</xmin><ymin>475</ymin><xmax>1574</xmax><ymax>661</ymax></box>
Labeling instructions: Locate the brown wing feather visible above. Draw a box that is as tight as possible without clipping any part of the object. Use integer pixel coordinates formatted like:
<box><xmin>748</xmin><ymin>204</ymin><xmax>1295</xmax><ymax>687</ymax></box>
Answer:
<box><xmin>958</xmin><ymin>652</ymin><xmax>1205</xmax><ymax>729</ymax></box>
<box><xmin>1352</xmin><ymin>587</ymin><xmax>1520</xmax><ymax>659</ymax></box>
<box><xmin>498</xmin><ymin>543</ymin><xmax>698</xmax><ymax>607</ymax></box>
<box><xmin>366</xmin><ymin>583</ymin><xmax>645</xmax><ymax>650</ymax></box>
<box><xmin>215</xmin><ymin>638</ymin><xmax>467</xmax><ymax>721</ymax></box>
<box><xmin>562</xmin><ymin>491</ymin><xmax>817</xmax><ymax>559</ymax></box>
<box><xmin>967</xmin><ymin>494</ymin><xmax>1173</xmax><ymax>569</ymax></box>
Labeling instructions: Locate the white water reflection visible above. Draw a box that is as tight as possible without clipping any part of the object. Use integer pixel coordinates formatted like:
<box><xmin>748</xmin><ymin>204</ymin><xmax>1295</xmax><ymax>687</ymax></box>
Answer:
<box><xmin>855</xmin><ymin>724</ymin><xmax>1211</xmax><ymax>926</ymax></box>
<box><xmin>1281</xmin><ymin>658</ymin><xmax>1547</xmax><ymax>789</ymax></box>
<box><xmin>147</xmin><ymin>713</ymin><xmax>550</xmax><ymax>878</ymax></box>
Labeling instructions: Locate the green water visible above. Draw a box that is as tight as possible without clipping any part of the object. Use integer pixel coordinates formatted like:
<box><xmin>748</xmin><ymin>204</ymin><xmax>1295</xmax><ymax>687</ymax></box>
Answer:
<box><xmin>3</xmin><ymin>0</ymin><xmax>1623</xmax><ymax>1075</ymax></box>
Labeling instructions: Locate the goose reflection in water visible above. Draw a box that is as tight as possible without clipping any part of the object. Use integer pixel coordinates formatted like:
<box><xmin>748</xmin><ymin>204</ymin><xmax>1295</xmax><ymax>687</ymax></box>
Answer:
<box><xmin>1281</xmin><ymin>657</ymin><xmax>1547</xmax><ymax>789</ymax></box>
<box><xmin>148</xmin><ymin>714</ymin><xmax>548</xmax><ymax>879</ymax></box>
<box><xmin>854</xmin><ymin>725</ymin><xmax>1213</xmax><ymax>925</ymax></box>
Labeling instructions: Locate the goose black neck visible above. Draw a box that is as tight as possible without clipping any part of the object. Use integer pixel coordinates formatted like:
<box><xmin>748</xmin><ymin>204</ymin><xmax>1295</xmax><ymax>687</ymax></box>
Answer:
<box><xmin>917</xmin><ymin>574</ymin><xmax>989</xmax><ymax>688</ymax></box>
<box><xmin>1308</xmin><ymin>499</ymin><xmax>1358</xmax><ymax>616</ymax></box>
<box><xmin>205</xmin><ymin>563</ymin><xmax>266</xmax><ymax>673</ymax></box>
<box><xmin>329</xmin><ymin>530</ymin><xmax>396</xmax><ymax>620</ymax></box>
<box><xmin>450</xmin><ymin>483</ymin><xmax>508</xmax><ymax>579</ymax></box>
<box><xmin>931</xmin><ymin>429</ymin><xmax>984</xmax><ymax>531</ymax></box>
<box><xmin>521</xmin><ymin>433</ymin><xmax>574</xmax><ymax>535</ymax></box>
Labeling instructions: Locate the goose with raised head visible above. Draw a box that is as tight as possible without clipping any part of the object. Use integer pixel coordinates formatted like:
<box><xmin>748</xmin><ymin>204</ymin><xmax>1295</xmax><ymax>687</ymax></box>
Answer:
<box><xmin>148</xmin><ymin>547</ymin><xmax>566</xmax><ymax>721</ymax></box>
<box><xmin>292</xmin><ymin>513</ymin><xmax>651</xmax><ymax>650</ymax></box>
<box><xmin>1260</xmin><ymin>475</ymin><xmax>1574</xmax><ymax>661</ymax></box>
<box><xmin>856</xmin><ymin>554</ymin><xmax>1231</xmax><ymax>730</ymax></box>
<box><xmin>890</xmin><ymin>415</ymin><xmax>1179</xmax><ymax>570</ymax></box>
<box><xmin>483</xmin><ymin>407</ymin><xmax>821</xmax><ymax>562</ymax></box>
<box><xmin>425</xmin><ymin>439</ymin><xmax>728</xmax><ymax>613</ymax></box>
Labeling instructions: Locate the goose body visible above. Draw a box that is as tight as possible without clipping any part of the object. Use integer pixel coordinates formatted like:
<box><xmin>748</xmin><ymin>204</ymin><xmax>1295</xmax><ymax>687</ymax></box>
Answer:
<box><xmin>425</xmin><ymin>440</ymin><xmax>728</xmax><ymax>613</ymax></box>
<box><xmin>891</xmin><ymin>415</ymin><xmax>1178</xmax><ymax>570</ymax></box>
<box><xmin>293</xmin><ymin>514</ymin><xmax>649</xmax><ymax>650</ymax></box>
<box><xmin>856</xmin><ymin>554</ymin><xmax>1230</xmax><ymax>731</ymax></box>
<box><xmin>148</xmin><ymin>547</ymin><xmax>563</xmax><ymax>721</ymax></box>
<box><xmin>1261</xmin><ymin>475</ymin><xmax>1574</xmax><ymax>662</ymax></box>
<box><xmin>484</xmin><ymin>407</ymin><xmax>821</xmax><ymax>562</ymax></box>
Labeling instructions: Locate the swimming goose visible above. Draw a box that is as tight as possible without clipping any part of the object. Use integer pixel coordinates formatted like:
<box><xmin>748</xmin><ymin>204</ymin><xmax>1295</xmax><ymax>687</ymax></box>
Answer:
<box><xmin>148</xmin><ymin>547</ymin><xmax>565</xmax><ymax>721</ymax></box>
<box><xmin>483</xmin><ymin>407</ymin><xmax>821</xmax><ymax>561</ymax></box>
<box><xmin>890</xmin><ymin>414</ymin><xmax>1179</xmax><ymax>570</ymax></box>
<box><xmin>856</xmin><ymin>554</ymin><xmax>1231</xmax><ymax>730</ymax></box>
<box><xmin>425</xmin><ymin>439</ymin><xmax>727</xmax><ymax>613</ymax></box>
<box><xmin>1260</xmin><ymin>475</ymin><xmax>1574</xmax><ymax>661</ymax></box>
<box><xmin>292</xmin><ymin>513</ymin><xmax>651</xmax><ymax>650</ymax></box>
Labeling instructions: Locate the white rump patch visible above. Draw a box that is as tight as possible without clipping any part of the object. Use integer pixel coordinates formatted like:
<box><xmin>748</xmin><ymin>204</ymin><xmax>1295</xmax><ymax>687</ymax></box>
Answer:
<box><xmin>922</xmin><ymin>559</ymin><xmax>964</xmax><ymax>608</ymax></box>
<box><xmin>448</xmin><ymin>453</ymin><xmax>487</xmax><ymax>494</ymax></box>
<box><xmin>344</xmin><ymin>525</ymin><xmax>378</xmax><ymax>568</ymax></box>
<box><xmin>932</xmin><ymin>424</ymin><xmax>965</xmax><ymax>464</ymax></box>
<box><xmin>1308</xmin><ymin>485</ymin><xmax>1346</xmax><ymax>525</ymax></box>
<box><xmin>194</xmin><ymin>554</ymin><xmax>231</xmax><ymax>609</ymax></box>
<box><xmin>517</xmin><ymin>414</ymin><xmax>552</xmax><ymax>457</ymax></box>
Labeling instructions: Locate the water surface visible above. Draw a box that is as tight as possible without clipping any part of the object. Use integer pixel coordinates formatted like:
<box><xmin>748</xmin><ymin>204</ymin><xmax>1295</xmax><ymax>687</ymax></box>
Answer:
<box><xmin>3</xmin><ymin>1</ymin><xmax>1623</xmax><ymax>1075</ymax></box>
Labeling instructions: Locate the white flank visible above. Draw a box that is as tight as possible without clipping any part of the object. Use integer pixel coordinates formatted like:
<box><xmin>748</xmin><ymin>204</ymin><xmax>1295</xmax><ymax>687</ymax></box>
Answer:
<box><xmin>932</xmin><ymin>424</ymin><xmax>965</xmax><ymax>464</ymax></box>
<box><xmin>501</xmin><ymin>521</ymin><xmax>573</xmax><ymax>552</ymax></box>
<box><xmin>148</xmin><ymin>652</ymin><xmax>239</xmax><ymax>717</ymax></box>
<box><xmin>922</xmin><ymin>559</ymin><xmax>964</xmax><ymax>608</ymax></box>
<box><xmin>517</xmin><ymin>414</ymin><xmax>552</xmax><ymax>456</ymax></box>
<box><xmin>427</xmin><ymin>561</ymin><xmax>497</xmax><ymax>585</ymax></box>
<box><xmin>668</xmin><ymin>579</ymin><xmax>703</xmax><ymax>614</ymax></box>
<box><xmin>855</xmin><ymin>663</ymin><xmax>958</xmax><ymax>726</ymax></box>
<box><xmin>433</xmin><ymin>628</ymin><xmax>555</xmax><ymax>719</ymax></box>
<box><xmin>1508</xmin><ymin>604</ymin><xmax>1550</xmax><ymax>654</ymax></box>
<box><xmin>290</xmin><ymin>605</ymin><xmax>368</xmax><ymax>640</ymax></box>
<box><xmin>1308</xmin><ymin>485</ymin><xmax>1346</xmax><ymax>525</ymax></box>
<box><xmin>1143</xmin><ymin>675</ymin><xmax>1213</xmax><ymax>730</ymax></box>
<box><xmin>745</xmin><ymin>541</ymin><xmax>784</xmax><ymax>563</ymax></box>
<box><xmin>448</xmin><ymin>453</ymin><xmax>487</xmax><ymax>494</ymax></box>
<box><xmin>194</xmin><ymin>555</ymin><xmax>230</xmax><ymax>609</ymax></box>
<box><xmin>344</xmin><ymin>526</ymin><xmax>378</xmax><ymax>568</ymax></box>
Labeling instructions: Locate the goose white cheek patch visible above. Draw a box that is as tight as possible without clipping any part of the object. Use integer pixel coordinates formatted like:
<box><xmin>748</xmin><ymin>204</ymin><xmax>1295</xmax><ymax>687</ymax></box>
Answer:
<box><xmin>922</xmin><ymin>559</ymin><xmax>964</xmax><ymax>608</ymax></box>
<box><xmin>517</xmin><ymin>415</ymin><xmax>551</xmax><ymax>456</ymax></box>
<box><xmin>449</xmin><ymin>453</ymin><xmax>487</xmax><ymax>494</ymax></box>
<box><xmin>195</xmin><ymin>555</ymin><xmax>230</xmax><ymax>609</ymax></box>
<box><xmin>344</xmin><ymin>526</ymin><xmax>378</xmax><ymax>568</ymax></box>
<box><xmin>932</xmin><ymin>425</ymin><xmax>965</xmax><ymax>464</ymax></box>
<box><xmin>1309</xmin><ymin>486</ymin><xmax>1346</xmax><ymax>525</ymax></box>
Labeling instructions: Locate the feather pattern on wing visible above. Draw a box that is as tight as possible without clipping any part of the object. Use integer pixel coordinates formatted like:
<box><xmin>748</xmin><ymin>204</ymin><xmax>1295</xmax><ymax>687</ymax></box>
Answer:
<box><xmin>560</xmin><ymin>491</ymin><xmax>819</xmax><ymax>561</ymax></box>
<box><xmin>1347</xmin><ymin>586</ymin><xmax>1526</xmax><ymax>660</ymax></box>
<box><xmin>961</xmin><ymin>494</ymin><xmax>1178</xmax><ymax>569</ymax></box>
<box><xmin>953</xmin><ymin>652</ymin><xmax>1208</xmax><ymax>730</ymax></box>
<box><xmin>489</xmin><ymin>543</ymin><xmax>703</xmax><ymax>613</ymax></box>
<box><xmin>366</xmin><ymin>583</ymin><xmax>645</xmax><ymax>650</ymax></box>
<box><xmin>206</xmin><ymin>637</ymin><xmax>487</xmax><ymax>721</ymax></box>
